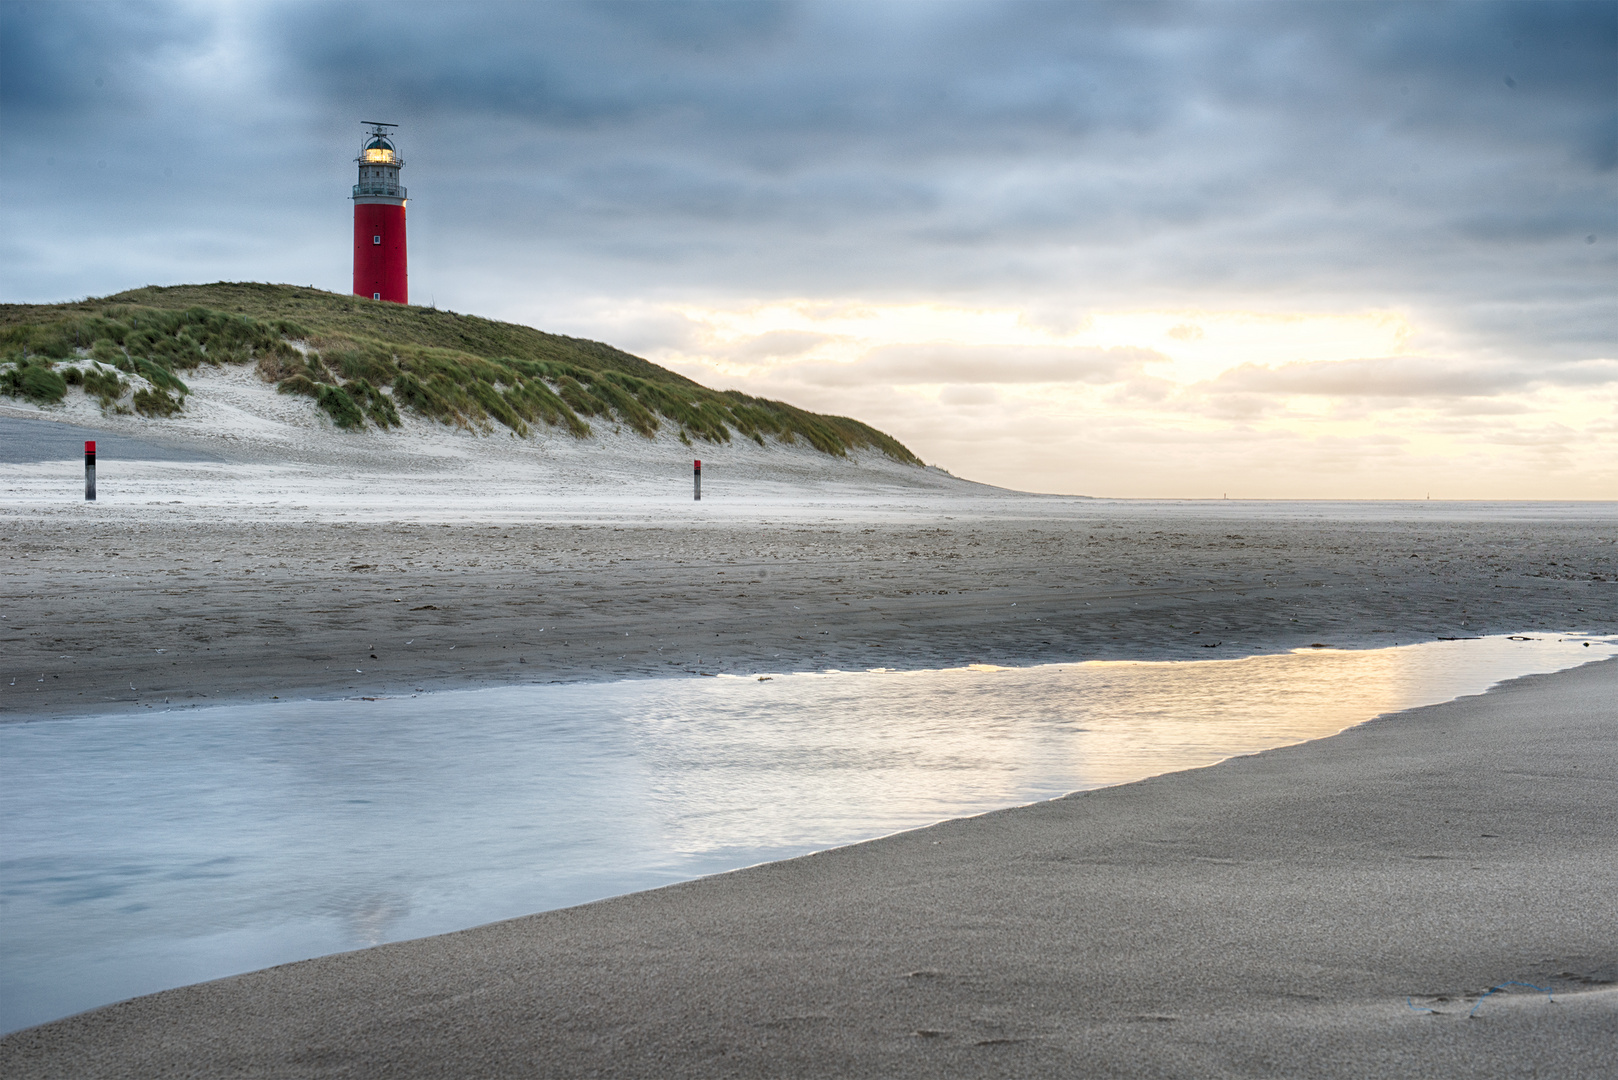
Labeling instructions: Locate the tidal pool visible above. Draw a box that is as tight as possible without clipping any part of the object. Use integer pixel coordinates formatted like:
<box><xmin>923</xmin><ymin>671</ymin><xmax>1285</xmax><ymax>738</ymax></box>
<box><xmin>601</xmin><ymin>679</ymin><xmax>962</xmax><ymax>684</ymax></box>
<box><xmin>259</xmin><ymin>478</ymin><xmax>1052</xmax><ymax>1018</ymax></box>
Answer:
<box><xmin>1</xmin><ymin>634</ymin><xmax>1611</xmax><ymax>1033</ymax></box>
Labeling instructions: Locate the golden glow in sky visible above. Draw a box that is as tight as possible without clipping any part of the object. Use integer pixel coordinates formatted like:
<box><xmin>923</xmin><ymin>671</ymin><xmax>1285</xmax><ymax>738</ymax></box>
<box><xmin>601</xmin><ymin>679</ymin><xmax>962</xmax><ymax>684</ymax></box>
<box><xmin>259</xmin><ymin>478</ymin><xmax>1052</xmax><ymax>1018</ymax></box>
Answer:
<box><xmin>627</xmin><ymin>300</ymin><xmax>1615</xmax><ymax>500</ymax></box>
<box><xmin>670</xmin><ymin>302</ymin><xmax>1413</xmax><ymax>384</ymax></box>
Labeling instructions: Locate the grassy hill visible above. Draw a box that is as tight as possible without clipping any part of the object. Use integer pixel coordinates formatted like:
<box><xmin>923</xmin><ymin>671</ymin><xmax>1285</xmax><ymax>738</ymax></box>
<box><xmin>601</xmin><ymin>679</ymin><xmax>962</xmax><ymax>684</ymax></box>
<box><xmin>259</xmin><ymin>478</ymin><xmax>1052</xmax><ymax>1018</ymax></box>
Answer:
<box><xmin>0</xmin><ymin>282</ymin><xmax>920</xmax><ymax>463</ymax></box>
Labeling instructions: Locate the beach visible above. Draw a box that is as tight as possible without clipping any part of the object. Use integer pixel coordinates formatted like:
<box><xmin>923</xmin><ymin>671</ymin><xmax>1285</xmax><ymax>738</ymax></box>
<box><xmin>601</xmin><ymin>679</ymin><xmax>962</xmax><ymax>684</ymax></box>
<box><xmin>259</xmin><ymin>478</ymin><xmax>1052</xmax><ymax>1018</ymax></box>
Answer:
<box><xmin>5</xmin><ymin>494</ymin><xmax>1613</xmax><ymax>719</ymax></box>
<box><xmin>4</xmin><ymin>374</ymin><xmax>1613</xmax><ymax>725</ymax></box>
<box><xmin>4</xmin><ymin>655</ymin><xmax>1614</xmax><ymax>1077</ymax></box>
<box><xmin>3</xmin><ymin>391</ymin><xmax>1613</xmax><ymax>721</ymax></box>
<box><xmin>3</xmin><ymin>397</ymin><xmax>1616</xmax><ymax>1076</ymax></box>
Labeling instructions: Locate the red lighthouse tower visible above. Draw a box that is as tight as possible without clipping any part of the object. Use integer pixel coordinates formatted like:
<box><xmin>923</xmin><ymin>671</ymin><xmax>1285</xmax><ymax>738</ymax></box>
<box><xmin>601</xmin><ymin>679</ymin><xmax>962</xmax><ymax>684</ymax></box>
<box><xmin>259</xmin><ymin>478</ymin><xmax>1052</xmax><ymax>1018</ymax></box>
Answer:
<box><xmin>352</xmin><ymin>121</ymin><xmax>407</xmax><ymax>304</ymax></box>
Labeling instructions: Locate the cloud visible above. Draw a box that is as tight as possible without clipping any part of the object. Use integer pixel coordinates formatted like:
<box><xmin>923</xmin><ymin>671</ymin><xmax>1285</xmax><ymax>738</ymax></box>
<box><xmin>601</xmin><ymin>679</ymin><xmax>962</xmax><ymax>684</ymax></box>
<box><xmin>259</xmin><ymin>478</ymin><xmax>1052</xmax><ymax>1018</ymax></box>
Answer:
<box><xmin>0</xmin><ymin>1</ymin><xmax>213</xmax><ymax>117</ymax></box>
<box><xmin>773</xmin><ymin>343</ymin><xmax>1162</xmax><ymax>387</ymax></box>
<box><xmin>1206</xmin><ymin>356</ymin><xmax>1618</xmax><ymax>399</ymax></box>
<box><xmin>716</xmin><ymin>330</ymin><xmax>836</xmax><ymax>363</ymax></box>
<box><xmin>938</xmin><ymin>384</ymin><xmax>1001</xmax><ymax>408</ymax></box>
<box><xmin>5</xmin><ymin>4</ymin><xmax>1611</xmax><ymax>342</ymax></box>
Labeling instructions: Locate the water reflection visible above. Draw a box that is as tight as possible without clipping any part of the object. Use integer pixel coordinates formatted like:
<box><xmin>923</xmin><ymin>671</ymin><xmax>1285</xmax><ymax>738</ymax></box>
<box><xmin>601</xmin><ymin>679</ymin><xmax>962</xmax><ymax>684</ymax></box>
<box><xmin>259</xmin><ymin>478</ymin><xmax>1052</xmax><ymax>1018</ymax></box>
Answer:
<box><xmin>1</xmin><ymin>634</ymin><xmax>1610</xmax><ymax>1032</ymax></box>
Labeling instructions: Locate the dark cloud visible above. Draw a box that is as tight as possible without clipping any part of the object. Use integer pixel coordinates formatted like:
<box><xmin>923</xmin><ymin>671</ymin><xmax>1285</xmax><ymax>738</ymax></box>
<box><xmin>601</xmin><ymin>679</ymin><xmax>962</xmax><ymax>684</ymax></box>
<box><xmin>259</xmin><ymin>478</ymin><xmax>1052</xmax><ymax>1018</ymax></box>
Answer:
<box><xmin>1</xmin><ymin>1</ymin><xmax>1612</xmax><ymax>364</ymax></box>
<box><xmin>0</xmin><ymin>1</ymin><xmax>208</xmax><ymax>115</ymax></box>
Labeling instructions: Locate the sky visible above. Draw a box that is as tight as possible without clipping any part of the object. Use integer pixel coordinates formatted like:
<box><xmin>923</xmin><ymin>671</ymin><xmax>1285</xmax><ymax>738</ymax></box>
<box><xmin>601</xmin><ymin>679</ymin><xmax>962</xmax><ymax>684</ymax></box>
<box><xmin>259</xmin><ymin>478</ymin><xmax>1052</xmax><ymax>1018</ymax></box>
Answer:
<box><xmin>2</xmin><ymin>1</ymin><xmax>1614</xmax><ymax>499</ymax></box>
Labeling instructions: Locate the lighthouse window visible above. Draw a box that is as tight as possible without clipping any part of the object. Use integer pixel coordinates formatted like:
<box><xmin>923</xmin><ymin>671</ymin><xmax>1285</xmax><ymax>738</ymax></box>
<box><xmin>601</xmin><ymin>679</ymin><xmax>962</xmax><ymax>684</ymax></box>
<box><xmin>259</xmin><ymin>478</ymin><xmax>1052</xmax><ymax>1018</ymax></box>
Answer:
<box><xmin>373</xmin><ymin>293</ymin><xmax>381</xmax><ymax>300</ymax></box>
<box><xmin>373</xmin><ymin>235</ymin><xmax>381</xmax><ymax>245</ymax></box>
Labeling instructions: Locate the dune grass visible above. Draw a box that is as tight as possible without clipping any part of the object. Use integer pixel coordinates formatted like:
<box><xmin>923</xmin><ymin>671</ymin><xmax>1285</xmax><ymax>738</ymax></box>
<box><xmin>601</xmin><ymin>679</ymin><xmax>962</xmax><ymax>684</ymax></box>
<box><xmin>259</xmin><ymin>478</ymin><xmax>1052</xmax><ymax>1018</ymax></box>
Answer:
<box><xmin>0</xmin><ymin>282</ymin><xmax>920</xmax><ymax>463</ymax></box>
<box><xmin>0</xmin><ymin>358</ymin><xmax>69</xmax><ymax>404</ymax></box>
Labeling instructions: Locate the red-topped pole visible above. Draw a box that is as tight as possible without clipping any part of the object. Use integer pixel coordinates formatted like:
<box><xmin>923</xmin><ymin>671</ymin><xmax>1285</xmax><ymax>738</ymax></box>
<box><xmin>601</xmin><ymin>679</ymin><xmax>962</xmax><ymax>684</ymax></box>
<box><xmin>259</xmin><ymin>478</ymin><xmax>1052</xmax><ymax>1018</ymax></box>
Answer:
<box><xmin>352</xmin><ymin>122</ymin><xmax>408</xmax><ymax>304</ymax></box>
<box><xmin>84</xmin><ymin>441</ymin><xmax>96</xmax><ymax>501</ymax></box>
<box><xmin>693</xmin><ymin>459</ymin><xmax>701</xmax><ymax>501</ymax></box>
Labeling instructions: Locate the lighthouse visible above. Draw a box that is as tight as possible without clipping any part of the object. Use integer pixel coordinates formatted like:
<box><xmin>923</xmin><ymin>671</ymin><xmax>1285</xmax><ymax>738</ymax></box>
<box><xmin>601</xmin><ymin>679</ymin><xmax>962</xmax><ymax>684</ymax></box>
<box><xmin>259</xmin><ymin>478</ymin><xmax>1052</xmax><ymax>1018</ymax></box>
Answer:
<box><xmin>352</xmin><ymin>121</ymin><xmax>407</xmax><ymax>304</ymax></box>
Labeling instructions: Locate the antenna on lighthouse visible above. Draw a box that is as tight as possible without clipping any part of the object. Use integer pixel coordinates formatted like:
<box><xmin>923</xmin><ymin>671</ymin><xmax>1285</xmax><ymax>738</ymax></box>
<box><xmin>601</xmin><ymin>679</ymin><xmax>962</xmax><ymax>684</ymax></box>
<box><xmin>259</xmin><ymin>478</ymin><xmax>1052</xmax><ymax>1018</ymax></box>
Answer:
<box><xmin>352</xmin><ymin>121</ymin><xmax>408</xmax><ymax>304</ymax></box>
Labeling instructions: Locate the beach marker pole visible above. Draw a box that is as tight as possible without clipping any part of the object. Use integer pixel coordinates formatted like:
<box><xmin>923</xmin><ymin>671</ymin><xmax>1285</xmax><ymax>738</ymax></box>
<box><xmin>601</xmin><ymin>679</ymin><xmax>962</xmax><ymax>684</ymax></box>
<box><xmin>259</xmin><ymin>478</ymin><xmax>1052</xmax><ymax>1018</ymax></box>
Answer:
<box><xmin>84</xmin><ymin>441</ymin><xmax>96</xmax><ymax>501</ymax></box>
<box><xmin>693</xmin><ymin>459</ymin><xmax>702</xmax><ymax>501</ymax></box>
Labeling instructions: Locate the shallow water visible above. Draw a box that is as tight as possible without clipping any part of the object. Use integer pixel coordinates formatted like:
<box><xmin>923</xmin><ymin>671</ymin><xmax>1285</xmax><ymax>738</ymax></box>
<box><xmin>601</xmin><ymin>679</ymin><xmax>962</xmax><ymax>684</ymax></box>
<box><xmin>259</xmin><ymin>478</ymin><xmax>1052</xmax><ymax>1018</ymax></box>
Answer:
<box><xmin>1</xmin><ymin>634</ymin><xmax>1611</xmax><ymax>1033</ymax></box>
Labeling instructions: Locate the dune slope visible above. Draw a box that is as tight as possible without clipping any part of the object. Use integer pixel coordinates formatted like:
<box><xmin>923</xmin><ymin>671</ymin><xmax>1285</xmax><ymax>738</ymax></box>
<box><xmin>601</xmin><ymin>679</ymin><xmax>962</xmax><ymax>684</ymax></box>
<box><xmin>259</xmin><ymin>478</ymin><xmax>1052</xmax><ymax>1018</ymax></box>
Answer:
<box><xmin>0</xmin><ymin>283</ymin><xmax>920</xmax><ymax>464</ymax></box>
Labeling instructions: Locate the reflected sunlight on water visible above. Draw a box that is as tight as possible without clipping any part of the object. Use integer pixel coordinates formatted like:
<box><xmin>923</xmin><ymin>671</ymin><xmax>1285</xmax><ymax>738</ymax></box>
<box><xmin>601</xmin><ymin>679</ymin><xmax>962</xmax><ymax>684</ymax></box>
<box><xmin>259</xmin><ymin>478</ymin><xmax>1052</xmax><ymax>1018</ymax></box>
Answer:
<box><xmin>627</xmin><ymin>636</ymin><xmax>1613</xmax><ymax>855</ymax></box>
<box><xmin>1</xmin><ymin>634</ymin><xmax>1611</xmax><ymax>1032</ymax></box>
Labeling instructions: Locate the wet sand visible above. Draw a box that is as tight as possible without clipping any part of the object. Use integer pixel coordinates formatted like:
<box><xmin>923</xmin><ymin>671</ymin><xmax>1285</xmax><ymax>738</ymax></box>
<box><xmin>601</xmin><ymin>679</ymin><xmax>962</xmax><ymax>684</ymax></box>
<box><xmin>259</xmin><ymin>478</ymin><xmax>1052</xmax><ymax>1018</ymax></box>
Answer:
<box><xmin>4</xmin><ymin>499</ymin><xmax>1614</xmax><ymax>721</ymax></box>
<box><xmin>4</xmin><ymin>656</ymin><xmax>1614</xmax><ymax>1077</ymax></box>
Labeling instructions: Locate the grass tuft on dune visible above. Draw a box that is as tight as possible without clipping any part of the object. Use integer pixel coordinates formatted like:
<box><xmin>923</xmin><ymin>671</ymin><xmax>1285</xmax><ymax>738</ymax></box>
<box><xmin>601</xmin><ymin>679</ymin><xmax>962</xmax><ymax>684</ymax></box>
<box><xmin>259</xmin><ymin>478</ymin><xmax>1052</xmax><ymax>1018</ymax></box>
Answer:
<box><xmin>0</xmin><ymin>282</ymin><xmax>920</xmax><ymax>462</ymax></box>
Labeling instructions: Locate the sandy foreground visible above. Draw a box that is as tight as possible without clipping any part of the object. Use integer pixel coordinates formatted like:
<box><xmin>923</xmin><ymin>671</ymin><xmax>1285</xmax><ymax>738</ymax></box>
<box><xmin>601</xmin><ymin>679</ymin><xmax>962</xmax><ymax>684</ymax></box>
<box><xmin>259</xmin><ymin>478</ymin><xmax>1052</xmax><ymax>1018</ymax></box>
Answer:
<box><xmin>3</xmin><ymin>387</ymin><xmax>1618</xmax><ymax>1075</ymax></box>
<box><xmin>3</xmin><ymin>658</ymin><xmax>1614</xmax><ymax>1078</ymax></box>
